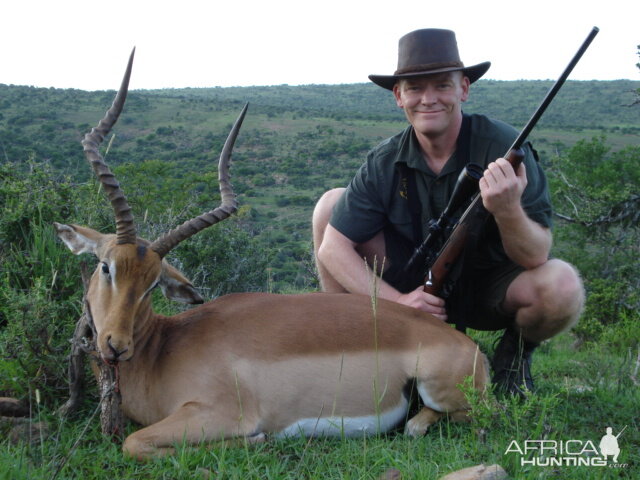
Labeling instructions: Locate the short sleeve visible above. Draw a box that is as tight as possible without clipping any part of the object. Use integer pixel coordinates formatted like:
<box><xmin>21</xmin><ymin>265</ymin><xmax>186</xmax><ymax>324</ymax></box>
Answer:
<box><xmin>329</xmin><ymin>152</ymin><xmax>390</xmax><ymax>244</ymax></box>
<box><xmin>520</xmin><ymin>142</ymin><xmax>553</xmax><ymax>229</ymax></box>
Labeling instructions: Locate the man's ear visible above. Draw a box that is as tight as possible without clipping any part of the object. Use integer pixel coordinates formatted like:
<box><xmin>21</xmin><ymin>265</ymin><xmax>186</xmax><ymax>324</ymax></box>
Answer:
<box><xmin>159</xmin><ymin>261</ymin><xmax>204</xmax><ymax>304</ymax></box>
<box><xmin>460</xmin><ymin>75</ymin><xmax>470</xmax><ymax>102</ymax></box>
<box><xmin>54</xmin><ymin>223</ymin><xmax>103</xmax><ymax>255</ymax></box>
<box><xmin>393</xmin><ymin>82</ymin><xmax>404</xmax><ymax>108</ymax></box>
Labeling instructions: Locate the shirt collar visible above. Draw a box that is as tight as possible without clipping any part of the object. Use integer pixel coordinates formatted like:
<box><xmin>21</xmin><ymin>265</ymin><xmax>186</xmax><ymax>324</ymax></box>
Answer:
<box><xmin>393</xmin><ymin>126</ymin><xmax>466</xmax><ymax>178</ymax></box>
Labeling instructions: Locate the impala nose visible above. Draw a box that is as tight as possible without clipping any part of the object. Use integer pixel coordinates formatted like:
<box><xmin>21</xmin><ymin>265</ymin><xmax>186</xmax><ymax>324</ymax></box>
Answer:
<box><xmin>107</xmin><ymin>336</ymin><xmax>129</xmax><ymax>360</ymax></box>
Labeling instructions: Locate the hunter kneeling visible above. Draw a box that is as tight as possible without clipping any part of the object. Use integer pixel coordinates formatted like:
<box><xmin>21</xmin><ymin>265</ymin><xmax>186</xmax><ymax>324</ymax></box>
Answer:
<box><xmin>313</xmin><ymin>28</ymin><xmax>585</xmax><ymax>397</ymax></box>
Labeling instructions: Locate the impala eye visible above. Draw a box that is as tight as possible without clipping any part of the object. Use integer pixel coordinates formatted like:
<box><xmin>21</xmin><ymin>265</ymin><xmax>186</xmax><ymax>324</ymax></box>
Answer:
<box><xmin>101</xmin><ymin>263</ymin><xmax>110</xmax><ymax>275</ymax></box>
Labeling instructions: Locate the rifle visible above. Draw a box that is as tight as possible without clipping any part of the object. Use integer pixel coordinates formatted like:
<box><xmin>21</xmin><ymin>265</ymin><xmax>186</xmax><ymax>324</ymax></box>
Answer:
<box><xmin>404</xmin><ymin>27</ymin><xmax>600</xmax><ymax>298</ymax></box>
<box><xmin>615</xmin><ymin>425</ymin><xmax>627</xmax><ymax>439</ymax></box>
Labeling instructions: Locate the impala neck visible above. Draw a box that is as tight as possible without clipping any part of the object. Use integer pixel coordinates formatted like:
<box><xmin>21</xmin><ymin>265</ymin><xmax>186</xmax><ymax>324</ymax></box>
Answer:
<box><xmin>130</xmin><ymin>299</ymin><xmax>161</xmax><ymax>360</ymax></box>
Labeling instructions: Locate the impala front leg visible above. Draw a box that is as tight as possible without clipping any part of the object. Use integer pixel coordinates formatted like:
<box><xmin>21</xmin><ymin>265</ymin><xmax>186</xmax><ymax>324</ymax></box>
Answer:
<box><xmin>122</xmin><ymin>402</ymin><xmax>261</xmax><ymax>460</ymax></box>
<box><xmin>404</xmin><ymin>406</ymin><xmax>444</xmax><ymax>437</ymax></box>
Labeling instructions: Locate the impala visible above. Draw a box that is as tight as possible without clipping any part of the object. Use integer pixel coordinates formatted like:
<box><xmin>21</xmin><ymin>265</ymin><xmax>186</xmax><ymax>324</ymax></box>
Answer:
<box><xmin>55</xmin><ymin>51</ymin><xmax>489</xmax><ymax>460</ymax></box>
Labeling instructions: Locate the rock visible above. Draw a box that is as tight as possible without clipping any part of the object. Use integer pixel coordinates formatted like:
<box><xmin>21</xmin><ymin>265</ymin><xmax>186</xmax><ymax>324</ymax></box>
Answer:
<box><xmin>438</xmin><ymin>464</ymin><xmax>508</xmax><ymax>480</ymax></box>
<box><xmin>1</xmin><ymin>417</ymin><xmax>50</xmax><ymax>445</ymax></box>
<box><xmin>196</xmin><ymin>467</ymin><xmax>214</xmax><ymax>479</ymax></box>
<box><xmin>0</xmin><ymin>397</ymin><xmax>29</xmax><ymax>417</ymax></box>
<box><xmin>378</xmin><ymin>468</ymin><xmax>402</xmax><ymax>480</ymax></box>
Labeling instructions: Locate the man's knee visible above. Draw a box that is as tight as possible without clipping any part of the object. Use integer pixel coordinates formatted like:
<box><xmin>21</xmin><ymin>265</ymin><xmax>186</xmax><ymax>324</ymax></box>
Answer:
<box><xmin>546</xmin><ymin>260</ymin><xmax>584</xmax><ymax>304</ymax></box>
<box><xmin>509</xmin><ymin>259</ymin><xmax>584</xmax><ymax>336</ymax></box>
<box><xmin>536</xmin><ymin>259</ymin><xmax>585</xmax><ymax>326</ymax></box>
<box><xmin>312</xmin><ymin>188</ymin><xmax>345</xmax><ymax>231</ymax></box>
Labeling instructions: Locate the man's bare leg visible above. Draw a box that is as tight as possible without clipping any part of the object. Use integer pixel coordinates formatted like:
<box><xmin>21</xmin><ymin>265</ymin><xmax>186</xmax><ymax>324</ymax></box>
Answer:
<box><xmin>312</xmin><ymin>188</ymin><xmax>388</xmax><ymax>292</ymax></box>
<box><xmin>312</xmin><ymin>188</ymin><xmax>348</xmax><ymax>292</ymax></box>
<box><xmin>493</xmin><ymin>259</ymin><xmax>584</xmax><ymax>395</ymax></box>
<box><xmin>504</xmin><ymin>259</ymin><xmax>584</xmax><ymax>343</ymax></box>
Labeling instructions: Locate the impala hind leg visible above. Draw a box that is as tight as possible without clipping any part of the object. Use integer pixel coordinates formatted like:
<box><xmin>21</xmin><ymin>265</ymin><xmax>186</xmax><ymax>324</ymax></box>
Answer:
<box><xmin>405</xmin><ymin>407</ymin><xmax>471</xmax><ymax>437</ymax></box>
<box><xmin>123</xmin><ymin>402</ymin><xmax>260</xmax><ymax>460</ymax></box>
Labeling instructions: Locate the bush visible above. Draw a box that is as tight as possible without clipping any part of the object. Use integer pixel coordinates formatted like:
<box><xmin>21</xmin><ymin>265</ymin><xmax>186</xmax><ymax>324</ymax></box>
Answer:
<box><xmin>0</xmin><ymin>162</ymin><xmax>84</xmax><ymax>401</ymax></box>
<box><xmin>549</xmin><ymin>138</ymin><xmax>639</xmax><ymax>343</ymax></box>
<box><xmin>572</xmin><ymin>278</ymin><xmax>639</xmax><ymax>345</ymax></box>
<box><xmin>171</xmin><ymin>221</ymin><xmax>271</xmax><ymax>299</ymax></box>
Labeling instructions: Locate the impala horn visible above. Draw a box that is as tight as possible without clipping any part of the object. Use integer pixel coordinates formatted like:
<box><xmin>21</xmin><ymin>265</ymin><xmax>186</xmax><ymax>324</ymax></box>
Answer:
<box><xmin>150</xmin><ymin>103</ymin><xmax>248</xmax><ymax>258</ymax></box>
<box><xmin>82</xmin><ymin>48</ymin><xmax>137</xmax><ymax>245</ymax></box>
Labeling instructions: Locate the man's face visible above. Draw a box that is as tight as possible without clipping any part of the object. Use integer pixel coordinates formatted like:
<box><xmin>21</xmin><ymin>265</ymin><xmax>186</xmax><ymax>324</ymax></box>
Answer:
<box><xmin>393</xmin><ymin>72</ymin><xmax>470</xmax><ymax>139</ymax></box>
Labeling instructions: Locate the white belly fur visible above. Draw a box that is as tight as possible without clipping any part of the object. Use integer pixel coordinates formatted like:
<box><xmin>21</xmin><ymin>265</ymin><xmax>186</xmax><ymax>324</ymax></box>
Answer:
<box><xmin>417</xmin><ymin>383</ymin><xmax>445</xmax><ymax>412</ymax></box>
<box><xmin>276</xmin><ymin>395</ymin><xmax>408</xmax><ymax>438</ymax></box>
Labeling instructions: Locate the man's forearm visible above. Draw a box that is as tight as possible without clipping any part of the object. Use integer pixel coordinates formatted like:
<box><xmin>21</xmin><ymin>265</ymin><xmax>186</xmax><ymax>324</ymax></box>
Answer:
<box><xmin>319</xmin><ymin>225</ymin><xmax>448</xmax><ymax>317</ymax></box>
<box><xmin>494</xmin><ymin>205</ymin><xmax>552</xmax><ymax>269</ymax></box>
<box><xmin>318</xmin><ymin>225</ymin><xmax>401</xmax><ymax>300</ymax></box>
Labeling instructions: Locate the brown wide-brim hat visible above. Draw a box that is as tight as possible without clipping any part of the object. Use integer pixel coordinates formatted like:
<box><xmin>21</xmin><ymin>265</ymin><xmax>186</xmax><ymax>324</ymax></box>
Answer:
<box><xmin>369</xmin><ymin>28</ymin><xmax>491</xmax><ymax>90</ymax></box>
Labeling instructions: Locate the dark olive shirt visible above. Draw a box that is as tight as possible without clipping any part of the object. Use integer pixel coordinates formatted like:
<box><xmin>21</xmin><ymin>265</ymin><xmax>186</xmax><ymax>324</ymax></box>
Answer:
<box><xmin>330</xmin><ymin>113</ymin><xmax>552</xmax><ymax>272</ymax></box>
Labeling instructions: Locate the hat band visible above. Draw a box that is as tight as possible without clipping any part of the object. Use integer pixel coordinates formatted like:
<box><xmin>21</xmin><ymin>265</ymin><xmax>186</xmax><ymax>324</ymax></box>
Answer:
<box><xmin>394</xmin><ymin>61</ymin><xmax>464</xmax><ymax>75</ymax></box>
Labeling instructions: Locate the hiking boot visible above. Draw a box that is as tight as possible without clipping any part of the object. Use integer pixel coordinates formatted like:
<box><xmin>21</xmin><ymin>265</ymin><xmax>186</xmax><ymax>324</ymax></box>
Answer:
<box><xmin>491</xmin><ymin>327</ymin><xmax>538</xmax><ymax>398</ymax></box>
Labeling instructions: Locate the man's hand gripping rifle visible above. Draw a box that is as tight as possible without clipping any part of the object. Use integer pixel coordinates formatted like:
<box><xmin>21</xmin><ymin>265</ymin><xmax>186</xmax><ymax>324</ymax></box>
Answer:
<box><xmin>404</xmin><ymin>27</ymin><xmax>600</xmax><ymax>298</ymax></box>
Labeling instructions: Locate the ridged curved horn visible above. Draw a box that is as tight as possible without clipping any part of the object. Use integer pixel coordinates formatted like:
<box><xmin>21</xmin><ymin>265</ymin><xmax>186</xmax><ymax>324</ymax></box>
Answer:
<box><xmin>81</xmin><ymin>48</ymin><xmax>137</xmax><ymax>245</ymax></box>
<box><xmin>150</xmin><ymin>103</ymin><xmax>249</xmax><ymax>258</ymax></box>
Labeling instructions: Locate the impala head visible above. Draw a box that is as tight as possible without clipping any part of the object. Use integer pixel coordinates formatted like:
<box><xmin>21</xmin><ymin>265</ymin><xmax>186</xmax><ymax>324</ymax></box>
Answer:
<box><xmin>55</xmin><ymin>49</ymin><xmax>247</xmax><ymax>363</ymax></box>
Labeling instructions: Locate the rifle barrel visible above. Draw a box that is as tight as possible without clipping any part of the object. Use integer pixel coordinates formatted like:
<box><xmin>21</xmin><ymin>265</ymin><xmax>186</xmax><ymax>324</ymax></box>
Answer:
<box><xmin>418</xmin><ymin>27</ymin><xmax>600</xmax><ymax>295</ymax></box>
<box><xmin>509</xmin><ymin>27</ymin><xmax>599</xmax><ymax>152</ymax></box>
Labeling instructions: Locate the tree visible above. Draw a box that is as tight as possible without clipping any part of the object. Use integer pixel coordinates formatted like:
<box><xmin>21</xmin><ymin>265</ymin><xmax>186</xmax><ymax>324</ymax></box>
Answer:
<box><xmin>548</xmin><ymin>137</ymin><xmax>639</xmax><ymax>341</ymax></box>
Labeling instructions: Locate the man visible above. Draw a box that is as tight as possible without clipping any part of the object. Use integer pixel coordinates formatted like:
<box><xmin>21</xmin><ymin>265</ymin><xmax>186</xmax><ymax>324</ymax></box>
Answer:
<box><xmin>599</xmin><ymin>427</ymin><xmax>621</xmax><ymax>462</ymax></box>
<box><xmin>312</xmin><ymin>29</ymin><xmax>584</xmax><ymax>396</ymax></box>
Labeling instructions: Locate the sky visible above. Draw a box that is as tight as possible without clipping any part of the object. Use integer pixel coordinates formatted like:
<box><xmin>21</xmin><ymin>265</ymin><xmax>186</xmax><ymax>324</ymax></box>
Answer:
<box><xmin>1</xmin><ymin>0</ymin><xmax>638</xmax><ymax>91</ymax></box>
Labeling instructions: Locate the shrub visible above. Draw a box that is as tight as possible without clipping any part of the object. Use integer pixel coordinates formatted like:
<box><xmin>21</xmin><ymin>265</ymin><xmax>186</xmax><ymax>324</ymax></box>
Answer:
<box><xmin>0</xmin><ymin>162</ymin><xmax>84</xmax><ymax>401</ymax></box>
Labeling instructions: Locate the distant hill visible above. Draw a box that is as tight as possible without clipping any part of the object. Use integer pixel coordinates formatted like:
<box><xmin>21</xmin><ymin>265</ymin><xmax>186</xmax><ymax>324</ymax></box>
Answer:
<box><xmin>1</xmin><ymin>79</ymin><xmax>637</xmax><ymax>174</ymax></box>
<box><xmin>1</xmin><ymin>80</ymin><xmax>637</xmax><ymax>288</ymax></box>
<box><xmin>144</xmin><ymin>79</ymin><xmax>639</xmax><ymax>129</ymax></box>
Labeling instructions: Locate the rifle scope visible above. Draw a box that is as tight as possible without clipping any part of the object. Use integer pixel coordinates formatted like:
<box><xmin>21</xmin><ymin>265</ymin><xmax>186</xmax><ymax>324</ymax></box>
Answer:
<box><xmin>403</xmin><ymin>162</ymin><xmax>484</xmax><ymax>274</ymax></box>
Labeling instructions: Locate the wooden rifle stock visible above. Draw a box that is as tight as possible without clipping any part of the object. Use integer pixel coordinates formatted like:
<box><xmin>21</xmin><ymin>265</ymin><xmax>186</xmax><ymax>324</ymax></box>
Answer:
<box><xmin>422</xmin><ymin>26</ymin><xmax>599</xmax><ymax>297</ymax></box>
<box><xmin>424</xmin><ymin>149</ymin><xmax>524</xmax><ymax>295</ymax></box>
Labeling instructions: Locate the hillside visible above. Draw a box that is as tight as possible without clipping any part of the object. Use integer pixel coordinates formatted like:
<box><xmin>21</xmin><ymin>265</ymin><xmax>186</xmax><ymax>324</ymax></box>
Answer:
<box><xmin>0</xmin><ymin>80</ymin><xmax>638</xmax><ymax>288</ymax></box>
<box><xmin>145</xmin><ymin>80</ymin><xmax>640</xmax><ymax>126</ymax></box>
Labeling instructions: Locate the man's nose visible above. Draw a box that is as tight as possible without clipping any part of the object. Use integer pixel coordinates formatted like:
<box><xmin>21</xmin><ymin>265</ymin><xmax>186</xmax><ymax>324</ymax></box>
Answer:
<box><xmin>420</xmin><ymin>88</ymin><xmax>437</xmax><ymax>104</ymax></box>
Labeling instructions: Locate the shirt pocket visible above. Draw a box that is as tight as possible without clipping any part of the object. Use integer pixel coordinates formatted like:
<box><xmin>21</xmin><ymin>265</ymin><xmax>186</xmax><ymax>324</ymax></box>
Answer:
<box><xmin>387</xmin><ymin>204</ymin><xmax>418</xmax><ymax>245</ymax></box>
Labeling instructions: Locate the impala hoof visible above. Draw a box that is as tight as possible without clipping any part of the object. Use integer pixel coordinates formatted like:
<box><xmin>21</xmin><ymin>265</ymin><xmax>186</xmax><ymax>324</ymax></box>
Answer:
<box><xmin>404</xmin><ymin>418</ymin><xmax>429</xmax><ymax>437</ymax></box>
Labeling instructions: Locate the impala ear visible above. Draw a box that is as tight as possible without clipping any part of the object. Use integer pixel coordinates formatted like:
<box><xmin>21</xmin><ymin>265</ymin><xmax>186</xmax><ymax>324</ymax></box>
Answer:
<box><xmin>54</xmin><ymin>222</ymin><xmax>102</xmax><ymax>255</ymax></box>
<box><xmin>159</xmin><ymin>261</ymin><xmax>204</xmax><ymax>304</ymax></box>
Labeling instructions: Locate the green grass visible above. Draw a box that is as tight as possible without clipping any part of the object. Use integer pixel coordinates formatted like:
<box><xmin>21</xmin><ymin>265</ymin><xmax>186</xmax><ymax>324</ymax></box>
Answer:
<box><xmin>2</xmin><ymin>333</ymin><xmax>637</xmax><ymax>479</ymax></box>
